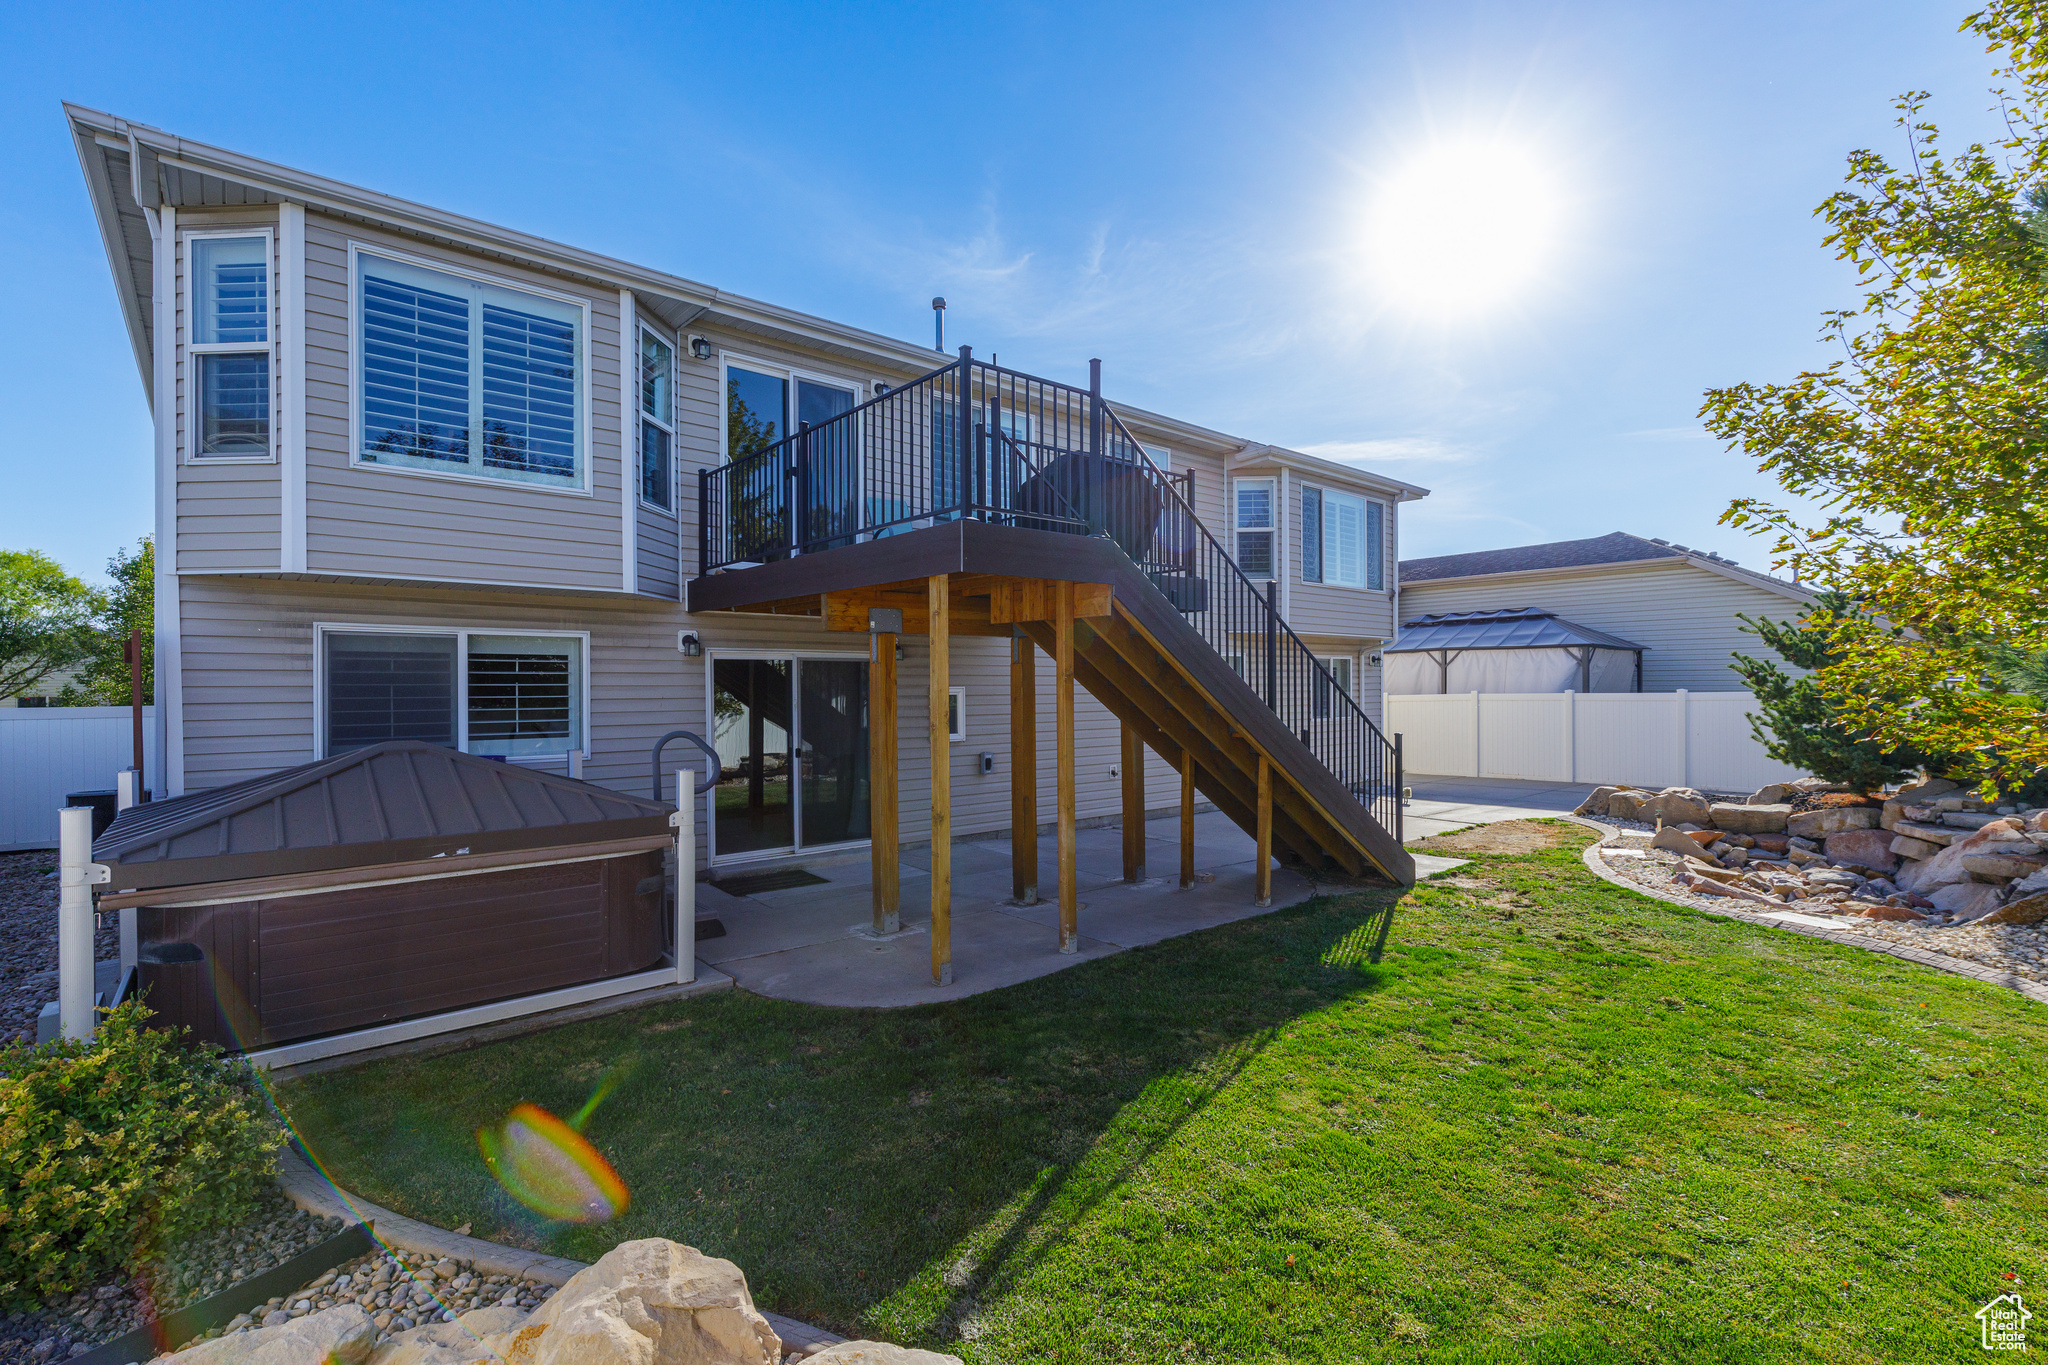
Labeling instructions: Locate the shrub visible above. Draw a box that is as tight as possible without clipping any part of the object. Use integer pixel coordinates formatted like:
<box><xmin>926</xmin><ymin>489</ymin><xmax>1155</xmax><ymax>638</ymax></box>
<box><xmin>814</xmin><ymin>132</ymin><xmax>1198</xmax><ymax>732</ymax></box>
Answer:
<box><xmin>0</xmin><ymin>1000</ymin><xmax>285</xmax><ymax>1304</ymax></box>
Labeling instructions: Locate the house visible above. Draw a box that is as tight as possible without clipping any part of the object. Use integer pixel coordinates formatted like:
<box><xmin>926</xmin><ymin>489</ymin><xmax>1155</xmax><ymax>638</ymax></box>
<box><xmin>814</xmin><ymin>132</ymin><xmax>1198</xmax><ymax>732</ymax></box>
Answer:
<box><xmin>1396</xmin><ymin>531</ymin><xmax>1817</xmax><ymax>693</ymax></box>
<box><xmin>66</xmin><ymin>105</ymin><xmax>1424</xmax><ymax>984</ymax></box>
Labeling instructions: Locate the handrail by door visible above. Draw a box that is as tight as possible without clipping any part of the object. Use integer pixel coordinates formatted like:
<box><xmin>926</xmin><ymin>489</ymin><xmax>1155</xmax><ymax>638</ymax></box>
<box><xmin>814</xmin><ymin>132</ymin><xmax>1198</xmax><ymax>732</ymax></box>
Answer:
<box><xmin>652</xmin><ymin>730</ymin><xmax>722</xmax><ymax>802</ymax></box>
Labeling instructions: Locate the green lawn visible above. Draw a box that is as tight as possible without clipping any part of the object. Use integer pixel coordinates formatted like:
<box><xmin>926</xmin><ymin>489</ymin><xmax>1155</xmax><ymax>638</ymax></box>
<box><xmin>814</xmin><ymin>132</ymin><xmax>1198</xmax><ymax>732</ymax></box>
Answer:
<box><xmin>279</xmin><ymin>822</ymin><xmax>2047</xmax><ymax>1363</ymax></box>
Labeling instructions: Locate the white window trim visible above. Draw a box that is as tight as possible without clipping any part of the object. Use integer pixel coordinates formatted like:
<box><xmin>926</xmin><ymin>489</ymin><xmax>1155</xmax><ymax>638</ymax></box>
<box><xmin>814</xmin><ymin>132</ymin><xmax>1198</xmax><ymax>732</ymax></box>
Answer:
<box><xmin>181</xmin><ymin>226</ymin><xmax>278</xmax><ymax>465</ymax></box>
<box><xmin>312</xmin><ymin>621</ymin><xmax>592</xmax><ymax>761</ymax></box>
<box><xmin>717</xmin><ymin>351</ymin><xmax>869</xmax><ymax>460</ymax></box>
<box><xmin>1140</xmin><ymin>443</ymin><xmax>1171</xmax><ymax>469</ymax></box>
<box><xmin>948</xmin><ymin>685</ymin><xmax>966</xmax><ymax>742</ymax></box>
<box><xmin>700</xmin><ymin>647</ymin><xmax>873</xmax><ymax>867</ymax></box>
<box><xmin>637</xmin><ymin>322</ymin><xmax>678</xmax><ymax>514</ymax></box>
<box><xmin>1298</xmin><ymin>484</ymin><xmax>1390</xmax><ymax>594</ymax></box>
<box><xmin>1232</xmin><ymin>476</ymin><xmax>1277</xmax><ymax>578</ymax></box>
<box><xmin>345</xmin><ymin>241</ymin><xmax>595</xmax><ymax>497</ymax></box>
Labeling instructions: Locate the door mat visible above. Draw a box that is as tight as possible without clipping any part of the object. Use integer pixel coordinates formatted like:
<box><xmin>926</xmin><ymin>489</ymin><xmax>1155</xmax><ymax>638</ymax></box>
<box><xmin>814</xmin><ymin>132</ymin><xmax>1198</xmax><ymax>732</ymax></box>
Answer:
<box><xmin>714</xmin><ymin>869</ymin><xmax>829</xmax><ymax>897</ymax></box>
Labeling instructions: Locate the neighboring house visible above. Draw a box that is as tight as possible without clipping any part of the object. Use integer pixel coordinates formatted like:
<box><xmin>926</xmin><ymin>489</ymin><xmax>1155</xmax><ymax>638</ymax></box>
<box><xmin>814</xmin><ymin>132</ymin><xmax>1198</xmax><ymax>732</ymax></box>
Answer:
<box><xmin>1</xmin><ymin>663</ymin><xmax>87</xmax><ymax>708</ymax></box>
<box><xmin>67</xmin><ymin>105</ymin><xmax>1424</xmax><ymax>882</ymax></box>
<box><xmin>1396</xmin><ymin>532</ymin><xmax>1818</xmax><ymax>694</ymax></box>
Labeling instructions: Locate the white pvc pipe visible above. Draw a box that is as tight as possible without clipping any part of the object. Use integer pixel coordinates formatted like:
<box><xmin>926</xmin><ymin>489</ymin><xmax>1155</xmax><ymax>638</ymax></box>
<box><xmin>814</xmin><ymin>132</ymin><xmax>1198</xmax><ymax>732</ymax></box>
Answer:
<box><xmin>675</xmin><ymin>769</ymin><xmax>696</xmax><ymax>985</ymax></box>
<box><xmin>114</xmin><ymin>772</ymin><xmax>139</xmax><ymax>976</ymax></box>
<box><xmin>58</xmin><ymin>806</ymin><xmax>96</xmax><ymax>1040</ymax></box>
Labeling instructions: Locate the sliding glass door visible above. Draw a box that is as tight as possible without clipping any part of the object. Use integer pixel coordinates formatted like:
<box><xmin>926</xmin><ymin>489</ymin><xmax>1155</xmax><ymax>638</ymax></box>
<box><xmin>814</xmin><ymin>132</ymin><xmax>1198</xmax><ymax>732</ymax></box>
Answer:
<box><xmin>710</xmin><ymin>655</ymin><xmax>869</xmax><ymax>861</ymax></box>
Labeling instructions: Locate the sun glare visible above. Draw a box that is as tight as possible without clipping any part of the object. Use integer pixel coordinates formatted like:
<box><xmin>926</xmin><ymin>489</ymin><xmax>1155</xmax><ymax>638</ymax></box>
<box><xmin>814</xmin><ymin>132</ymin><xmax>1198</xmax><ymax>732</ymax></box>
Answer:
<box><xmin>1364</xmin><ymin>139</ymin><xmax>1563</xmax><ymax>317</ymax></box>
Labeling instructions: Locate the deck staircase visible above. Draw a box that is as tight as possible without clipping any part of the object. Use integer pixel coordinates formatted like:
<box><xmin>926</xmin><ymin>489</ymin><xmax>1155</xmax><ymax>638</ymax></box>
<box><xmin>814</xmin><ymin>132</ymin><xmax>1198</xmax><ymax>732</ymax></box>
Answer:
<box><xmin>689</xmin><ymin>350</ymin><xmax>1412</xmax><ymax>884</ymax></box>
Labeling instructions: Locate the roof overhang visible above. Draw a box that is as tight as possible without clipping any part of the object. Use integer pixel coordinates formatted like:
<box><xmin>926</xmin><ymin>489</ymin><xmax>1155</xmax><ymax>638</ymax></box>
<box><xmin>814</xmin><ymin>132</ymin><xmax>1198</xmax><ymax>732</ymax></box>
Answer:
<box><xmin>1401</xmin><ymin>551</ymin><xmax>1817</xmax><ymax>603</ymax></box>
<box><xmin>1227</xmin><ymin>442</ymin><xmax>1431</xmax><ymax>502</ymax></box>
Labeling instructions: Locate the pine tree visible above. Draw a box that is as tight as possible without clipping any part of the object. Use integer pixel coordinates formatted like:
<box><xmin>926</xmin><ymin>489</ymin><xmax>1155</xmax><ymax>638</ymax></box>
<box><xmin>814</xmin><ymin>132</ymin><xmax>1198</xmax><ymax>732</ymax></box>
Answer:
<box><xmin>1730</xmin><ymin>592</ymin><xmax>1922</xmax><ymax>793</ymax></box>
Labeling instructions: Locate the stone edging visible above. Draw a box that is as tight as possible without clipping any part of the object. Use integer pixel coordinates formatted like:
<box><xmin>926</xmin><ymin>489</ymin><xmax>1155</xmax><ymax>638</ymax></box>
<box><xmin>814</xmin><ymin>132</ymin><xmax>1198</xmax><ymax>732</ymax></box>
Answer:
<box><xmin>1560</xmin><ymin>815</ymin><xmax>2048</xmax><ymax>1009</ymax></box>
<box><xmin>273</xmin><ymin>1147</ymin><xmax>843</xmax><ymax>1353</ymax></box>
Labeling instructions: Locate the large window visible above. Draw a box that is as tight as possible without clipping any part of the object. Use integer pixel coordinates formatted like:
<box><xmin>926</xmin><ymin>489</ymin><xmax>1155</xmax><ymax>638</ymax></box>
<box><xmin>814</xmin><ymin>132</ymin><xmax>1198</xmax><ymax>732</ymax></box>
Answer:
<box><xmin>321</xmin><ymin>627</ymin><xmax>585</xmax><ymax>758</ymax></box>
<box><xmin>640</xmin><ymin>328</ymin><xmax>675</xmax><ymax>509</ymax></box>
<box><xmin>1300</xmin><ymin>485</ymin><xmax>1385</xmax><ymax>590</ymax></box>
<box><xmin>355</xmin><ymin>250</ymin><xmax>585</xmax><ymax>490</ymax></box>
<box><xmin>188</xmin><ymin>234</ymin><xmax>272</xmax><ymax>459</ymax></box>
<box><xmin>1233</xmin><ymin>478</ymin><xmax>1275</xmax><ymax>578</ymax></box>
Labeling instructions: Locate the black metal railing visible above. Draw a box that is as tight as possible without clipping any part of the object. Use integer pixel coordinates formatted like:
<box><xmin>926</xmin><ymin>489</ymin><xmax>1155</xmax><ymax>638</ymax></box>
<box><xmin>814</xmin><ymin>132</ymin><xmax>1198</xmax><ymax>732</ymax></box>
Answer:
<box><xmin>698</xmin><ymin>348</ymin><xmax>1401</xmax><ymax>840</ymax></box>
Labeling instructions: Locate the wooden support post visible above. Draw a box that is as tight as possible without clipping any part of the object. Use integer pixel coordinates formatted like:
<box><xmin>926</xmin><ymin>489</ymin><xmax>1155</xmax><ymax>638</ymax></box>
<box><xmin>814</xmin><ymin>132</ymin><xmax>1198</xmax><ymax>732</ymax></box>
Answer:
<box><xmin>929</xmin><ymin>575</ymin><xmax>953</xmax><ymax>985</ymax></box>
<box><xmin>1056</xmin><ymin>580</ymin><xmax>1078</xmax><ymax>953</ymax></box>
<box><xmin>1255</xmin><ymin>753</ymin><xmax>1273</xmax><ymax>907</ymax></box>
<box><xmin>870</xmin><ymin>625</ymin><xmax>900</xmax><ymax>934</ymax></box>
<box><xmin>1121</xmin><ymin>723</ymin><xmax>1145</xmax><ymax>882</ymax></box>
<box><xmin>1011</xmin><ymin>632</ymin><xmax>1038</xmax><ymax>904</ymax></box>
<box><xmin>1180</xmin><ymin>748</ymin><xmax>1196</xmax><ymax>890</ymax></box>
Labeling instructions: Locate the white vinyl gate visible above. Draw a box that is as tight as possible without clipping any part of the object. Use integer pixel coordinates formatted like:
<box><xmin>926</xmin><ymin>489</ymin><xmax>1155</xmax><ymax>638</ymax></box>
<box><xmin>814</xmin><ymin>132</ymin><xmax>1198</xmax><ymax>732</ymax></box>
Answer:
<box><xmin>1387</xmin><ymin>691</ymin><xmax>1804</xmax><ymax>794</ymax></box>
<box><xmin>0</xmin><ymin>707</ymin><xmax>160</xmax><ymax>851</ymax></box>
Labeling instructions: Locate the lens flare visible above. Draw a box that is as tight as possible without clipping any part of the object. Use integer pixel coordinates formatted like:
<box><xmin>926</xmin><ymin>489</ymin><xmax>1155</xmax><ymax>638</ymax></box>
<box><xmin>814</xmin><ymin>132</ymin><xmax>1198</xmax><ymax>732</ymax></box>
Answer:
<box><xmin>478</xmin><ymin>1101</ymin><xmax>631</xmax><ymax>1224</ymax></box>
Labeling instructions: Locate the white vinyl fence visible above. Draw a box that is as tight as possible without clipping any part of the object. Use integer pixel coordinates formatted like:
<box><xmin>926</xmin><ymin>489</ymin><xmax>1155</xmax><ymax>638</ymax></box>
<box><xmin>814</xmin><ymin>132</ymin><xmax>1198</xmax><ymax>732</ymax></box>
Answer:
<box><xmin>0</xmin><ymin>707</ymin><xmax>160</xmax><ymax>851</ymax></box>
<box><xmin>1387</xmin><ymin>691</ymin><xmax>1804</xmax><ymax>794</ymax></box>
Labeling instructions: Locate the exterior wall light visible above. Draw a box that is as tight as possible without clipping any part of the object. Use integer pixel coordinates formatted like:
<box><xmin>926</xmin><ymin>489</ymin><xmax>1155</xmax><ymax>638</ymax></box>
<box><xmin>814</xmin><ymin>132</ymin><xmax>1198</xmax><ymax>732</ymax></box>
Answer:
<box><xmin>688</xmin><ymin>336</ymin><xmax>713</xmax><ymax>361</ymax></box>
<box><xmin>678</xmin><ymin>630</ymin><xmax>703</xmax><ymax>658</ymax></box>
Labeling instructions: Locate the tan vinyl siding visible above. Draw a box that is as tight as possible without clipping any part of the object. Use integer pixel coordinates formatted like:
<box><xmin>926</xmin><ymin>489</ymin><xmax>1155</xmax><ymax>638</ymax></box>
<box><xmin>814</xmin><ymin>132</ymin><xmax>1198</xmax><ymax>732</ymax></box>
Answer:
<box><xmin>1397</xmin><ymin>560</ymin><xmax>1812</xmax><ymax>693</ymax></box>
<box><xmin>175</xmin><ymin>209</ymin><xmax>282</xmax><ymax>572</ymax></box>
<box><xmin>635</xmin><ymin>500</ymin><xmax>680</xmax><ymax>599</ymax></box>
<box><xmin>300</xmin><ymin>214</ymin><xmax>626</xmax><ymax>591</ymax></box>
<box><xmin>176</xmin><ymin>578</ymin><xmax>1179</xmax><ymax>866</ymax></box>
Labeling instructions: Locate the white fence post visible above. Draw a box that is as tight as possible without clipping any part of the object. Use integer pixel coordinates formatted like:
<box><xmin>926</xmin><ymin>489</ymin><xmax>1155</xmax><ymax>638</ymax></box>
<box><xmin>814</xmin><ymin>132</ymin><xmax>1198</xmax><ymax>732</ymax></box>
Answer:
<box><xmin>1563</xmin><ymin>691</ymin><xmax>1576</xmax><ymax>782</ymax></box>
<box><xmin>59</xmin><ymin>807</ymin><xmax>97</xmax><ymax>1040</ymax></box>
<box><xmin>1470</xmin><ymin>691</ymin><xmax>1482</xmax><ymax>778</ymax></box>
<box><xmin>1677</xmin><ymin>689</ymin><xmax>1691</xmax><ymax>788</ymax></box>
<box><xmin>674</xmin><ymin>769</ymin><xmax>696</xmax><ymax>986</ymax></box>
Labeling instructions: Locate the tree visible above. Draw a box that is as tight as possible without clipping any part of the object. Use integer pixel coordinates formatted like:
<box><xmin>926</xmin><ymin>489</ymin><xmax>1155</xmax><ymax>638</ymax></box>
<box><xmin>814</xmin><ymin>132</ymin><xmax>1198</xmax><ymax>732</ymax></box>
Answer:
<box><xmin>0</xmin><ymin>550</ymin><xmax>100</xmax><ymax>701</ymax></box>
<box><xmin>1731</xmin><ymin>593</ymin><xmax>1925</xmax><ymax>792</ymax></box>
<box><xmin>58</xmin><ymin>538</ymin><xmax>153</xmax><ymax>707</ymax></box>
<box><xmin>1700</xmin><ymin>0</ymin><xmax>2048</xmax><ymax>796</ymax></box>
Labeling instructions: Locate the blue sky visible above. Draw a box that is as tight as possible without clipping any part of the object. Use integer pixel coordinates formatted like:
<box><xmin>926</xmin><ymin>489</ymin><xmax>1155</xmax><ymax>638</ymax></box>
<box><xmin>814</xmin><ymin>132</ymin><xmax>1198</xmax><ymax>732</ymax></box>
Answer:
<box><xmin>0</xmin><ymin>0</ymin><xmax>2007</xmax><ymax>586</ymax></box>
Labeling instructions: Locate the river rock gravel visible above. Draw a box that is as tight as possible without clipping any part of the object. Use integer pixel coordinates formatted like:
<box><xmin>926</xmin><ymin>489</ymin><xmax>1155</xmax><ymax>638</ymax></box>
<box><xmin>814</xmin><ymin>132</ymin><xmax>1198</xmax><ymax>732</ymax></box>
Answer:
<box><xmin>0</xmin><ymin>1191</ymin><xmax>342</xmax><ymax>1364</ymax></box>
<box><xmin>0</xmin><ymin>850</ymin><xmax>116</xmax><ymax>1046</ymax></box>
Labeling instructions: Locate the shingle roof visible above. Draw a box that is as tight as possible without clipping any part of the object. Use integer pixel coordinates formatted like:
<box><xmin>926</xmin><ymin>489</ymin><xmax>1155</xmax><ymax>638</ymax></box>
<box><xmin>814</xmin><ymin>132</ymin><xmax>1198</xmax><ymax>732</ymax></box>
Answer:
<box><xmin>1387</xmin><ymin>609</ymin><xmax>1647</xmax><ymax>653</ymax></box>
<box><xmin>1400</xmin><ymin>532</ymin><xmax>1699</xmax><ymax>583</ymax></box>
<box><xmin>95</xmin><ymin>741</ymin><xmax>673</xmax><ymax>891</ymax></box>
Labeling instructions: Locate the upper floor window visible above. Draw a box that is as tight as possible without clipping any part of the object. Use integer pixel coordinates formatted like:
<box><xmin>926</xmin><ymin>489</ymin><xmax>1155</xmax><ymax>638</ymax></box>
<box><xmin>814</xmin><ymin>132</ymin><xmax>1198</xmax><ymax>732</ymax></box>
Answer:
<box><xmin>355</xmin><ymin>250</ymin><xmax>584</xmax><ymax>491</ymax></box>
<box><xmin>1233</xmin><ymin>478</ymin><xmax>1275</xmax><ymax>578</ymax></box>
<box><xmin>640</xmin><ymin>328</ymin><xmax>675</xmax><ymax>510</ymax></box>
<box><xmin>188</xmin><ymin>234</ymin><xmax>272</xmax><ymax>459</ymax></box>
<box><xmin>1300</xmin><ymin>484</ymin><xmax>1385</xmax><ymax>590</ymax></box>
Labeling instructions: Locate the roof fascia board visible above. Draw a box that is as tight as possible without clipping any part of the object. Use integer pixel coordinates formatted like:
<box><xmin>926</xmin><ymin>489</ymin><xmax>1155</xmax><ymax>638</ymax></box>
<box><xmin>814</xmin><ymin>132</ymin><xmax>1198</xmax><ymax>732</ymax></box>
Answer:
<box><xmin>1403</xmin><ymin>552</ymin><xmax>1815</xmax><ymax>602</ymax></box>
<box><xmin>1228</xmin><ymin>443</ymin><xmax>1431</xmax><ymax>501</ymax></box>
<box><xmin>68</xmin><ymin>120</ymin><xmax>153</xmax><ymax>399</ymax></box>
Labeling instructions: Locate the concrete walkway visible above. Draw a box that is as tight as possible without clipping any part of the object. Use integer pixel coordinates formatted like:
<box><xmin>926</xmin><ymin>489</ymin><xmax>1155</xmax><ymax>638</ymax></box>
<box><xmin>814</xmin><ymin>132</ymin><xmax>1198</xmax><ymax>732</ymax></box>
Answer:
<box><xmin>1402</xmin><ymin>774</ymin><xmax>1595</xmax><ymax>841</ymax></box>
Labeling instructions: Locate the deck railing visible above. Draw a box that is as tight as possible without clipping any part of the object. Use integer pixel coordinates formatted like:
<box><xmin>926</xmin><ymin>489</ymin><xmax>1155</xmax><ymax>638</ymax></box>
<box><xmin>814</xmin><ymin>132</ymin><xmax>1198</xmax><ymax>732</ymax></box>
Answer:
<box><xmin>698</xmin><ymin>348</ymin><xmax>1401</xmax><ymax>838</ymax></box>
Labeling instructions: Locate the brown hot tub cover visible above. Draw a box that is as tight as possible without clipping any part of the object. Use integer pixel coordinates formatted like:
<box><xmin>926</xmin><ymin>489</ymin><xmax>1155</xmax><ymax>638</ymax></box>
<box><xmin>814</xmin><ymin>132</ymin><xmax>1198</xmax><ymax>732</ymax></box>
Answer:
<box><xmin>94</xmin><ymin>741</ymin><xmax>673</xmax><ymax>893</ymax></box>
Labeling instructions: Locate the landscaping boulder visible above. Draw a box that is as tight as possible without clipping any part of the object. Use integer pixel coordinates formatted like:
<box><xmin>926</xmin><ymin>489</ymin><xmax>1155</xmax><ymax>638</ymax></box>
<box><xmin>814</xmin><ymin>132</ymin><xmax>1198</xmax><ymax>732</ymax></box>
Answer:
<box><xmin>1927</xmin><ymin>881</ymin><xmax>2005</xmax><ymax>917</ymax></box>
<box><xmin>1940</xmin><ymin>811</ymin><xmax>2003</xmax><ymax>831</ymax></box>
<box><xmin>1858</xmin><ymin>903</ymin><xmax>1930</xmax><ymax>922</ymax></box>
<box><xmin>169</xmin><ymin>1306</ymin><xmax>377</xmax><ymax>1365</ymax></box>
<box><xmin>1961</xmin><ymin>853</ymin><xmax>2048</xmax><ymax>881</ymax></box>
<box><xmin>497</xmin><ymin>1239</ymin><xmax>782</xmax><ymax>1365</ymax></box>
<box><xmin>1979</xmin><ymin>892</ymin><xmax>2048</xmax><ymax>926</ymax></box>
<box><xmin>1710</xmin><ymin>802</ymin><xmax>1790</xmax><ymax>834</ymax></box>
<box><xmin>371</xmin><ymin>1310</ymin><xmax>531</xmax><ymax>1365</ymax></box>
<box><xmin>1896</xmin><ymin>777</ymin><xmax>1962</xmax><ymax>804</ymax></box>
<box><xmin>1824</xmin><ymin>828</ymin><xmax>1898</xmax><ymax>873</ymax></box>
<box><xmin>1890</xmin><ymin>836</ymin><xmax>1943</xmax><ymax>861</ymax></box>
<box><xmin>1890</xmin><ymin>821</ymin><xmax>1957</xmax><ymax>847</ymax></box>
<box><xmin>1896</xmin><ymin>820</ymin><xmax>2023</xmax><ymax>893</ymax></box>
<box><xmin>1752</xmin><ymin>833</ymin><xmax>1790</xmax><ymax>854</ymax></box>
<box><xmin>1786</xmin><ymin>807</ymin><xmax>1880</xmax><ymax>840</ymax></box>
<box><xmin>1640</xmin><ymin>788</ymin><xmax>1712</xmax><ymax>826</ymax></box>
<box><xmin>810</xmin><ymin>1345</ymin><xmax>965</xmax><ymax>1365</ymax></box>
<box><xmin>1651</xmin><ymin>825</ymin><xmax>1714</xmax><ymax>859</ymax></box>
<box><xmin>1749</xmin><ymin>782</ymin><xmax>1796</xmax><ymax>805</ymax></box>
<box><xmin>1573</xmin><ymin>785</ymin><xmax>1621</xmax><ymax>816</ymax></box>
<box><xmin>1609</xmin><ymin>790</ymin><xmax>1657</xmax><ymax>821</ymax></box>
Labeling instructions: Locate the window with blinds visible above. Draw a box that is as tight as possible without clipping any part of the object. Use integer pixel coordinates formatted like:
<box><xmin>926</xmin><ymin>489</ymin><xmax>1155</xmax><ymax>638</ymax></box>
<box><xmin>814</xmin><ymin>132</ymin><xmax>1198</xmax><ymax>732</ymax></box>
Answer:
<box><xmin>1300</xmin><ymin>485</ymin><xmax>1323</xmax><ymax>583</ymax></box>
<box><xmin>1233</xmin><ymin>478</ymin><xmax>1275</xmax><ymax>578</ymax></box>
<box><xmin>321</xmin><ymin>630</ymin><xmax>584</xmax><ymax>757</ymax></box>
<box><xmin>189</xmin><ymin>235</ymin><xmax>273</xmax><ymax>459</ymax></box>
<box><xmin>356</xmin><ymin>251</ymin><xmax>583</xmax><ymax>489</ymax></box>
<box><xmin>640</xmin><ymin>329</ymin><xmax>675</xmax><ymax>510</ymax></box>
<box><xmin>1308</xmin><ymin>488</ymin><xmax>1385</xmax><ymax>590</ymax></box>
<box><xmin>324</xmin><ymin>634</ymin><xmax>457</xmax><ymax>753</ymax></box>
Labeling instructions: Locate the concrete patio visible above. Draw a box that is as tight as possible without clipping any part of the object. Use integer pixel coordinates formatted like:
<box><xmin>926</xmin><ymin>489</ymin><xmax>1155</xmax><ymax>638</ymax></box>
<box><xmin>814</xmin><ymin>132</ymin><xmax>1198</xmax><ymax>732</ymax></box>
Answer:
<box><xmin>1401</xmin><ymin>774</ymin><xmax>1596</xmax><ymax>839</ymax></box>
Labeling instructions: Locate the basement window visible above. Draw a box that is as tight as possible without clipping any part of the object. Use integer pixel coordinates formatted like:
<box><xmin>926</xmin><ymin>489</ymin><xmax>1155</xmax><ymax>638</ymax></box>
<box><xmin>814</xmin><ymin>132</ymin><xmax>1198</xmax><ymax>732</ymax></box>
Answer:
<box><xmin>321</xmin><ymin>627</ymin><xmax>586</xmax><ymax>758</ymax></box>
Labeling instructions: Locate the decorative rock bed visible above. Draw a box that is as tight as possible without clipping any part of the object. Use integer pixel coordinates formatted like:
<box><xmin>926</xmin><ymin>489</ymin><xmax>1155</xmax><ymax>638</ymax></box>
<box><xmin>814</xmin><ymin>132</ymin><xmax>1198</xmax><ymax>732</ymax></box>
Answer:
<box><xmin>137</xmin><ymin>1239</ymin><xmax>956</xmax><ymax>1365</ymax></box>
<box><xmin>0</xmin><ymin>851</ymin><xmax>116</xmax><ymax>1045</ymax></box>
<box><xmin>0</xmin><ymin>1192</ymin><xmax>344</xmax><ymax>1365</ymax></box>
<box><xmin>1576</xmin><ymin>776</ymin><xmax>2048</xmax><ymax>988</ymax></box>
